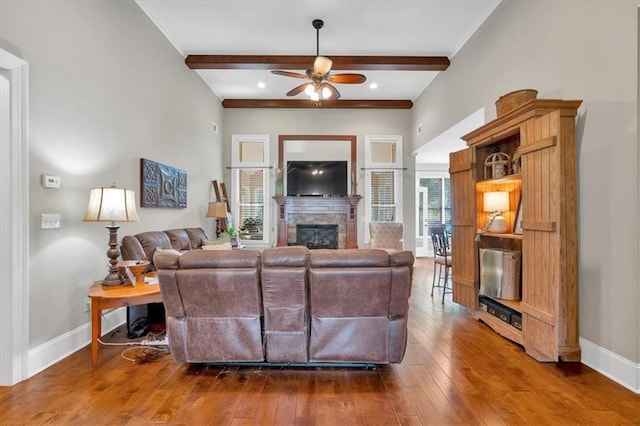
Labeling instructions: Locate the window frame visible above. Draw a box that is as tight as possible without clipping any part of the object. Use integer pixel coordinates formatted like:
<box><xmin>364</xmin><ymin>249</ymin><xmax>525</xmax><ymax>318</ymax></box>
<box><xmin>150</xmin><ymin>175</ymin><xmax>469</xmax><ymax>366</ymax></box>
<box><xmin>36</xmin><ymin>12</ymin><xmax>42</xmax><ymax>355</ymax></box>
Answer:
<box><xmin>230</xmin><ymin>134</ymin><xmax>270</xmax><ymax>247</ymax></box>
<box><xmin>364</xmin><ymin>135</ymin><xmax>403</xmax><ymax>243</ymax></box>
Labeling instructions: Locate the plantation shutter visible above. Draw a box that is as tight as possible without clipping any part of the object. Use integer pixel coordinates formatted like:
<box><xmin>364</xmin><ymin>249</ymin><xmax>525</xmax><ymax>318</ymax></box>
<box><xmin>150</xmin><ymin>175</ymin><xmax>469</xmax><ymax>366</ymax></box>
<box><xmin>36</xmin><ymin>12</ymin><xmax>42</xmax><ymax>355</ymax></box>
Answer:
<box><xmin>369</xmin><ymin>170</ymin><xmax>396</xmax><ymax>221</ymax></box>
<box><xmin>238</xmin><ymin>169</ymin><xmax>264</xmax><ymax>230</ymax></box>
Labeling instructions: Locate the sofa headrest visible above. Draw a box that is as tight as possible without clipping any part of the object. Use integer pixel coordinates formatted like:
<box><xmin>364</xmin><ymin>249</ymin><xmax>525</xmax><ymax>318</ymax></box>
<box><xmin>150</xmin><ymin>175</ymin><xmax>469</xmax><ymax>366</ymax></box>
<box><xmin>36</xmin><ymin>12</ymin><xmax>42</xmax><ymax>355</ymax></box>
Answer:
<box><xmin>262</xmin><ymin>246</ymin><xmax>309</xmax><ymax>267</ymax></box>
<box><xmin>164</xmin><ymin>229</ymin><xmax>192</xmax><ymax>251</ymax></box>
<box><xmin>135</xmin><ymin>231</ymin><xmax>173</xmax><ymax>261</ymax></box>
<box><xmin>309</xmin><ymin>249</ymin><xmax>390</xmax><ymax>268</ymax></box>
<box><xmin>178</xmin><ymin>249</ymin><xmax>261</xmax><ymax>269</ymax></box>
<box><xmin>184</xmin><ymin>227</ymin><xmax>208</xmax><ymax>249</ymax></box>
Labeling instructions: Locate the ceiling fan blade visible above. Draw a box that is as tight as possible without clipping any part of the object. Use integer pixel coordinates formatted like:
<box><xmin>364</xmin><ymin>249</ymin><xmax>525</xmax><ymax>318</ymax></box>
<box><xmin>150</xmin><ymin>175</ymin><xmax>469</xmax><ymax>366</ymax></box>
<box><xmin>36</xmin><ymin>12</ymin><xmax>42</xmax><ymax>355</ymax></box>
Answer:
<box><xmin>321</xmin><ymin>83</ymin><xmax>341</xmax><ymax>100</ymax></box>
<box><xmin>328</xmin><ymin>73</ymin><xmax>367</xmax><ymax>84</ymax></box>
<box><xmin>313</xmin><ymin>56</ymin><xmax>333</xmax><ymax>76</ymax></box>
<box><xmin>271</xmin><ymin>70</ymin><xmax>308</xmax><ymax>79</ymax></box>
<box><xmin>286</xmin><ymin>83</ymin><xmax>310</xmax><ymax>97</ymax></box>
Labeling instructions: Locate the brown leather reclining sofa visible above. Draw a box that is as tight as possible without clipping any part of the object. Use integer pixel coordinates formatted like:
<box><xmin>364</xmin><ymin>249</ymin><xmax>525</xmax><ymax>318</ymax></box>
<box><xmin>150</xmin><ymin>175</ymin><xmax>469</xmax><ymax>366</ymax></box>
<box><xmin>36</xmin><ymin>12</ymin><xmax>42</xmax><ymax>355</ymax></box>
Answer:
<box><xmin>121</xmin><ymin>229</ymin><xmax>414</xmax><ymax>365</ymax></box>
<box><xmin>153</xmin><ymin>245</ymin><xmax>415</xmax><ymax>366</ymax></box>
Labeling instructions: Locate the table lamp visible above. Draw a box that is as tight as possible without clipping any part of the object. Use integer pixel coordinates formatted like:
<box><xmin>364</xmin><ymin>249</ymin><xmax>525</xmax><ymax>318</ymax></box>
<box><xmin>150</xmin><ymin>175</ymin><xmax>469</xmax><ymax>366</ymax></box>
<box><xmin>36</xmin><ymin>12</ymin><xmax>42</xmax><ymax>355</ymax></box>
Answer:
<box><xmin>83</xmin><ymin>184</ymin><xmax>139</xmax><ymax>286</ymax></box>
<box><xmin>483</xmin><ymin>191</ymin><xmax>509</xmax><ymax>233</ymax></box>
<box><xmin>206</xmin><ymin>201</ymin><xmax>228</xmax><ymax>238</ymax></box>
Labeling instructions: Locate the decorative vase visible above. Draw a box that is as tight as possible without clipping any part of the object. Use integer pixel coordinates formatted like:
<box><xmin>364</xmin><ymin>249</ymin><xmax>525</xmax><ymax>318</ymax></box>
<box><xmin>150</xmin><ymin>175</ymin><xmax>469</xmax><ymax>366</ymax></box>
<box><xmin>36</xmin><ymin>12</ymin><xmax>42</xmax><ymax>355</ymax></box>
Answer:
<box><xmin>275</xmin><ymin>178</ymin><xmax>283</xmax><ymax>196</ymax></box>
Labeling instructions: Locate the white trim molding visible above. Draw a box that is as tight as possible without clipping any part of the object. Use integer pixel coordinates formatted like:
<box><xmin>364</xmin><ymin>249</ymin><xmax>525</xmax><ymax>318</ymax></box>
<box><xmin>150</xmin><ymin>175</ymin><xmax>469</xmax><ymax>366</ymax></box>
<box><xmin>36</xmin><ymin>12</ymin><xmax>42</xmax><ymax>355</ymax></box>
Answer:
<box><xmin>580</xmin><ymin>337</ymin><xmax>640</xmax><ymax>394</ymax></box>
<box><xmin>28</xmin><ymin>310</ymin><xmax>125</xmax><ymax>378</ymax></box>
<box><xmin>0</xmin><ymin>49</ymin><xmax>29</xmax><ymax>386</ymax></box>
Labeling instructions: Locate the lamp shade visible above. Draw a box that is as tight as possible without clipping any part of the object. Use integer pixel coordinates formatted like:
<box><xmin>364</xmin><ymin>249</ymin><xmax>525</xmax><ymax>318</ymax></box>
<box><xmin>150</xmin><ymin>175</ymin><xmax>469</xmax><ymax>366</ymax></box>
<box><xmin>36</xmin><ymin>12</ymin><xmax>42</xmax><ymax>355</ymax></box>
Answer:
<box><xmin>313</xmin><ymin>56</ymin><xmax>333</xmax><ymax>76</ymax></box>
<box><xmin>206</xmin><ymin>201</ymin><xmax>228</xmax><ymax>218</ymax></box>
<box><xmin>483</xmin><ymin>191</ymin><xmax>509</xmax><ymax>213</ymax></box>
<box><xmin>83</xmin><ymin>186</ymin><xmax>139</xmax><ymax>223</ymax></box>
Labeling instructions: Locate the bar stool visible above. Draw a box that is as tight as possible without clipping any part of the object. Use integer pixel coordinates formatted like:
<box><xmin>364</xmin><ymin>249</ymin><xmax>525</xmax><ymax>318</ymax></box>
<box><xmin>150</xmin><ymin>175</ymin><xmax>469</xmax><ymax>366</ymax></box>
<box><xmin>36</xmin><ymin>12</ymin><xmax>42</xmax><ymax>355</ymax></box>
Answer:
<box><xmin>430</xmin><ymin>226</ymin><xmax>452</xmax><ymax>303</ymax></box>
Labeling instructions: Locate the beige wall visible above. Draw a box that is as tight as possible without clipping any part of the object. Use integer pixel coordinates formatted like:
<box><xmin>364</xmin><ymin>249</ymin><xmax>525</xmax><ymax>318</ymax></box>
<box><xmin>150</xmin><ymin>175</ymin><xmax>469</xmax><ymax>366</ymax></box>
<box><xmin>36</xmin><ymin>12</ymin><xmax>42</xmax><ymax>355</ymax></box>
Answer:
<box><xmin>223</xmin><ymin>108</ymin><xmax>413</xmax><ymax>248</ymax></box>
<box><xmin>1</xmin><ymin>0</ymin><xmax>223</xmax><ymax>348</ymax></box>
<box><xmin>411</xmin><ymin>1</ymin><xmax>639</xmax><ymax>363</ymax></box>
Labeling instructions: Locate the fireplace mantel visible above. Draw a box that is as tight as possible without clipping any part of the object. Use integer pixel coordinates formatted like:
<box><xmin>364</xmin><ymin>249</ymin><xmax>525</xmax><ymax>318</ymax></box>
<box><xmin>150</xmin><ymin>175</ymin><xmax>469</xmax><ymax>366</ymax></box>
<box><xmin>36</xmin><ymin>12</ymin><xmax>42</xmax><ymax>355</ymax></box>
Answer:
<box><xmin>274</xmin><ymin>196</ymin><xmax>362</xmax><ymax>248</ymax></box>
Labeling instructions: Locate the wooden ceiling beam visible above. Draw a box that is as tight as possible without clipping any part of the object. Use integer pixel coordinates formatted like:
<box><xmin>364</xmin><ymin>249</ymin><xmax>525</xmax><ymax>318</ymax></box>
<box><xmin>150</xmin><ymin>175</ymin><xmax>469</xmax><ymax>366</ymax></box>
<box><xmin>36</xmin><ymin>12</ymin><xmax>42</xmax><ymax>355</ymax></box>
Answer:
<box><xmin>221</xmin><ymin>99</ymin><xmax>414</xmax><ymax>109</ymax></box>
<box><xmin>186</xmin><ymin>55</ymin><xmax>449</xmax><ymax>71</ymax></box>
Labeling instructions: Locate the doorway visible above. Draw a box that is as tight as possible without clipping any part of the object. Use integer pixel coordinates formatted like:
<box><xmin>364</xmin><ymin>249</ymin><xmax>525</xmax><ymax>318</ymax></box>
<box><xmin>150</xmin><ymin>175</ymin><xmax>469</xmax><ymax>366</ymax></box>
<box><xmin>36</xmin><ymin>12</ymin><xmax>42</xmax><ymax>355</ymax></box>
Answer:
<box><xmin>0</xmin><ymin>49</ymin><xmax>29</xmax><ymax>385</ymax></box>
<box><xmin>412</xmin><ymin>108</ymin><xmax>485</xmax><ymax>257</ymax></box>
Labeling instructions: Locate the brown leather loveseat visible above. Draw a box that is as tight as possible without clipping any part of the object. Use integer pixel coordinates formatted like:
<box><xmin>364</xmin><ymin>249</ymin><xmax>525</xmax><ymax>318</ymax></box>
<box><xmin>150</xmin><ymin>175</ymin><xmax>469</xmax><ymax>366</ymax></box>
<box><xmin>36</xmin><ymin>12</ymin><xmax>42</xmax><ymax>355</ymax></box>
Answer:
<box><xmin>154</xmin><ymin>245</ymin><xmax>414</xmax><ymax>366</ymax></box>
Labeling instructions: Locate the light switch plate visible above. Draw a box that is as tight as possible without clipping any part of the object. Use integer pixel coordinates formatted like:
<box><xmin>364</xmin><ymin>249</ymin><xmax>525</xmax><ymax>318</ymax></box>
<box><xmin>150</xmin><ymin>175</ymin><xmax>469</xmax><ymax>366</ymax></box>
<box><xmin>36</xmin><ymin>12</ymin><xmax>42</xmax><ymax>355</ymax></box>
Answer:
<box><xmin>41</xmin><ymin>213</ymin><xmax>60</xmax><ymax>229</ymax></box>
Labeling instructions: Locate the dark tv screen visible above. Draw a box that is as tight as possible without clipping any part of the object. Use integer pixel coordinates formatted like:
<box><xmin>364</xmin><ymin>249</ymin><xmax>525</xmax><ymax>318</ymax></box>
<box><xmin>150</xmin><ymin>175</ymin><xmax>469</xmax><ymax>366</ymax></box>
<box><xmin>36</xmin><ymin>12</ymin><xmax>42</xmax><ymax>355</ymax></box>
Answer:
<box><xmin>286</xmin><ymin>161</ymin><xmax>348</xmax><ymax>196</ymax></box>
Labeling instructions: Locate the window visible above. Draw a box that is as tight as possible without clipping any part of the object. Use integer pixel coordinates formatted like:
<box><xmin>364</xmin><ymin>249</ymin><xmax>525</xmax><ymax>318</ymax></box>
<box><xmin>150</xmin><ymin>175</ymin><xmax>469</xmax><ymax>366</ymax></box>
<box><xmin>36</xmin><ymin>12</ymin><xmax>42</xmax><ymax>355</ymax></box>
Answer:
<box><xmin>364</xmin><ymin>136</ymin><xmax>403</xmax><ymax>241</ymax></box>
<box><xmin>231</xmin><ymin>135</ymin><xmax>270</xmax><ymax>245</ymax></box>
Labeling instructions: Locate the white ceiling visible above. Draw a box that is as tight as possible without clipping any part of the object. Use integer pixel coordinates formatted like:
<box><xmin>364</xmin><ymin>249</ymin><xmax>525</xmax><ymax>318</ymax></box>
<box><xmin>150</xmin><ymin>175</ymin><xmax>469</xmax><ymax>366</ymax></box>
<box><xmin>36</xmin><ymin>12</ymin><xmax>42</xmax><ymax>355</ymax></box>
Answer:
<box><xmin>135</xmin><ymin>0</ymin><xmax>501</xmax><ymax>102</ymax></box>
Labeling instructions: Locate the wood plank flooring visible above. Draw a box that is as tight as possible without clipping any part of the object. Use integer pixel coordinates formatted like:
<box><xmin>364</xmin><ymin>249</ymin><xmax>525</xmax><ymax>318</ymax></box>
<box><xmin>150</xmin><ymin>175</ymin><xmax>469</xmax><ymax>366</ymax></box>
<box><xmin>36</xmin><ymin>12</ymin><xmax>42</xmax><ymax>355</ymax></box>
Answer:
<box><xmin>1</xmin><ymin>258</ymin><xmax>638</xmax><ymax>425</ymax></box>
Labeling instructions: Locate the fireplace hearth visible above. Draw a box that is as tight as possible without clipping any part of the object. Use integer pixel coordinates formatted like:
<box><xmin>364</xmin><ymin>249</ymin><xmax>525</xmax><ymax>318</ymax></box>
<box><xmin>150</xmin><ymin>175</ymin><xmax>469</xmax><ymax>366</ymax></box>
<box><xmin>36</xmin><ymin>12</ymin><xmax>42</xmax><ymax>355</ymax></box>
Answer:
<box><xmin>296</xmin><ymin>224</ymin><xmax>338</xmax><ymax>249</ymax></box>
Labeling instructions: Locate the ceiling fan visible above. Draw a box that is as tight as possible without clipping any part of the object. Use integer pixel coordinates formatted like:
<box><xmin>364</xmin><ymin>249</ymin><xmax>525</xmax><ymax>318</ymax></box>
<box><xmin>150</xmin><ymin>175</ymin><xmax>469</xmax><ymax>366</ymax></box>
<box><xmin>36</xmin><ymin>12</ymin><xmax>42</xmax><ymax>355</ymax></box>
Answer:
<box><xmin>271</xmin><ymin>19</ymin><xmax>366</xmax><ymax>101</ymax></box>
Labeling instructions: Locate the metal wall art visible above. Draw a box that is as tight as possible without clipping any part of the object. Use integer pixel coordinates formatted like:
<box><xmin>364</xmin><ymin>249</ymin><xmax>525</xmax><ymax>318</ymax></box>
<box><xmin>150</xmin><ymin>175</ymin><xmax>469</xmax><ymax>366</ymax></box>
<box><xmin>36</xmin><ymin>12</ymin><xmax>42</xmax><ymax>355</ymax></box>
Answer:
<box><xmin>140</xmin><ymin>158</ymin><xmax>187</xmax><ymax>208</ymax></box>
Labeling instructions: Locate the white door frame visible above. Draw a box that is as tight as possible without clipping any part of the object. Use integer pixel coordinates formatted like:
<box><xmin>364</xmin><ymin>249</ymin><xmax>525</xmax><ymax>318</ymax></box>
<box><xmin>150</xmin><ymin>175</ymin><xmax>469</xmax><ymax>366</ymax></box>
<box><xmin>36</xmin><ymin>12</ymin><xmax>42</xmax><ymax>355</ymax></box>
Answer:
<box><xmin>0</xmin><ymin>48</ymin><xmax>30</xmax><ymax>386</ymax></box>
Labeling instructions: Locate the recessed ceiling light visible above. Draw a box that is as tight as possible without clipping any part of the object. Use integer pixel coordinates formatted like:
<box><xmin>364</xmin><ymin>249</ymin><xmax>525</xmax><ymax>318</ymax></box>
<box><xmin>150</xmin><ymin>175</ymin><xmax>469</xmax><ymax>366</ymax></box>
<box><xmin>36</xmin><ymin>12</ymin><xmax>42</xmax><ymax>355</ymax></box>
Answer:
<box><xmin>369</xmin><ymin>82</ymin><xmax>378</xmax><ymax>89</ymax></box>
<box><xmin>257</xmin><ymin>81</ymin><xmax>266</xmax><ymax>89</ymax></box>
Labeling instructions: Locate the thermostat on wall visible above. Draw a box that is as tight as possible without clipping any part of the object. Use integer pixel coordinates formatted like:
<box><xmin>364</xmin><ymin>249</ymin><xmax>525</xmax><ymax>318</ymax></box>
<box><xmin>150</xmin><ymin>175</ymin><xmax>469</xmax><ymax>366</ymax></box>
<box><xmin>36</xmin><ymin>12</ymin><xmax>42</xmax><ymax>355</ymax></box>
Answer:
<box><xmin>41</xmin><ymin>174</ymin><xmax>61</xmax><ymax>189</ymax></box>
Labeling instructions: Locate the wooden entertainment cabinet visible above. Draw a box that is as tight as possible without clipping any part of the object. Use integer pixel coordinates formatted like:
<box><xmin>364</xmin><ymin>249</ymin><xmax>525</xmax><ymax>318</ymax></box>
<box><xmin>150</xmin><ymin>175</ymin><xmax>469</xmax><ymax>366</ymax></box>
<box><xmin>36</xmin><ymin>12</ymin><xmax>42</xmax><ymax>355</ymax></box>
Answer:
<box><xmin>449</xmin><ymin>99</ymin><xmax>582</xmax><ymax>362</ymax></box>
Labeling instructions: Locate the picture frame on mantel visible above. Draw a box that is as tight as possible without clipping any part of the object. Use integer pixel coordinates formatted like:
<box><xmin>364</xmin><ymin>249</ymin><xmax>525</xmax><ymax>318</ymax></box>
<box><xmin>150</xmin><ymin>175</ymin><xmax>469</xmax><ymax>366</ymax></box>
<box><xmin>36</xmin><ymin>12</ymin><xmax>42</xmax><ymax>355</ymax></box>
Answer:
<box><xmin>140</xmin><ymin>158</ymin><xmax>187</xmax><ymax>208</ymax></box>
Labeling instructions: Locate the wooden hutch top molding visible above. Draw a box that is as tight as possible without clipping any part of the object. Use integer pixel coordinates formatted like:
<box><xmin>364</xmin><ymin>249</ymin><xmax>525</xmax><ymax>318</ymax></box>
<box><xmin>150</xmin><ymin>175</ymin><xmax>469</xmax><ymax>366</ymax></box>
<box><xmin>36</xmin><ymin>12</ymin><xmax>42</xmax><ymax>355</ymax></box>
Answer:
<box><xmin>462</xmin><ymin>99</ymin><xmax>583</xmax><ymax>147</ymax></box>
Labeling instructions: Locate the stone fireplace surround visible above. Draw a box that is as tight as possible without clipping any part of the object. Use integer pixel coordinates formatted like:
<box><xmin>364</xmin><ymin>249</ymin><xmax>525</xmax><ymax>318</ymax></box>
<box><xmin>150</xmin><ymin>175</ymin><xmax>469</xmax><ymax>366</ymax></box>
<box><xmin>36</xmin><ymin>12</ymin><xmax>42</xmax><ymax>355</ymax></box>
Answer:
<box><xmin>274</xmin><ymin>196</ymin><xmax>361</xmax><ymax>249</ymax></box>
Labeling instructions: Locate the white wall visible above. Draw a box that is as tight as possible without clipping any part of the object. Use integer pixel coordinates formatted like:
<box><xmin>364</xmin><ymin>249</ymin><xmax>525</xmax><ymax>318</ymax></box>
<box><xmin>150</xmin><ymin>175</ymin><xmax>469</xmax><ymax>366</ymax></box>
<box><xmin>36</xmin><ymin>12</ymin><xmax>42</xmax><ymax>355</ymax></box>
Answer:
<box><xmin>412</xmin><ymin>0</ymin><xmax>639</xmax><ymax>372</ymax></box>
<box><xmin>0</xmin><ymin>0</ymin><xmax>223</xmax><ymax>362</ymax></box>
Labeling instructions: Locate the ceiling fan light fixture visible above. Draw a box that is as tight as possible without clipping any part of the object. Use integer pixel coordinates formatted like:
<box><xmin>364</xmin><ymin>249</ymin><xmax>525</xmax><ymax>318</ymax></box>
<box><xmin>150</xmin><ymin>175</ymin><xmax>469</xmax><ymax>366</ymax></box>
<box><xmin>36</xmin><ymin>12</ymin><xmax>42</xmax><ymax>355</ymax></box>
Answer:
<box><xmin>313</xmin><ymin>56</ymin><xmax>333</xmax><ymax>76</ymax></box>
<box><xmin>271</xmin><ymin>18</ymin><xmax>366</xmax><ymax>101</ymax></box>
<box><xmin>304</xmin><ymin>83</ymin><xmax>315</xmax><ymax>96</ymax></box>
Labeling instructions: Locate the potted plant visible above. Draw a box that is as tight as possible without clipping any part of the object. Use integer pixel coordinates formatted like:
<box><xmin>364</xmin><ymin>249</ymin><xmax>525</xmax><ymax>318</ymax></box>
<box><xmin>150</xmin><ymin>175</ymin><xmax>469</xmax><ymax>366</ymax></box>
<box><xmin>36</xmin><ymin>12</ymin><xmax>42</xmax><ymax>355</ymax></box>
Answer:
<box><xmin>241</xmin><ymin>217</ymin><xmax>263</xmax><ymax>234</ymax></box>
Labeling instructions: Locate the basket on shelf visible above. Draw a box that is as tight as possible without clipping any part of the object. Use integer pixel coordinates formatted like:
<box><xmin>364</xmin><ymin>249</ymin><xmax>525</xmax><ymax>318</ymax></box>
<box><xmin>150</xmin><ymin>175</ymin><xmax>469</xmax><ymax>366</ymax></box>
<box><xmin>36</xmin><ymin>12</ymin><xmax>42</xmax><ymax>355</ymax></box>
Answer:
<box><xmin>484</xmin><ymin>151</ymin><xmax>511</xmax><ymax>179</ymax></box>
<box><xmin>495</xmin><ymin>89</ymin><xmax>538</xmax><ymax>117</ymax></box>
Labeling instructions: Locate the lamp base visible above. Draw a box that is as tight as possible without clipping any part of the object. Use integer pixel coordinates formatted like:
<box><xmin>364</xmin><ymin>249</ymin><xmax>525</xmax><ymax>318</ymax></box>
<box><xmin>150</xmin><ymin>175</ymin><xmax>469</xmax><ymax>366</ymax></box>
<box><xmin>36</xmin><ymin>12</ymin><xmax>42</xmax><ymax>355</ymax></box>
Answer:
<box><xmin>486</xmin><ymin>214</ymin><xmax>508</xmax><ymax>233</ymax></box>
<box><xmin>102</xmin><ymin>224</ymin><xmax>126</xmax><ymax>286</ymax></box>
<box><xmin>102</xmin><ymin>271</ymin><xmax>126</xmax><ymax>287</ymax></box>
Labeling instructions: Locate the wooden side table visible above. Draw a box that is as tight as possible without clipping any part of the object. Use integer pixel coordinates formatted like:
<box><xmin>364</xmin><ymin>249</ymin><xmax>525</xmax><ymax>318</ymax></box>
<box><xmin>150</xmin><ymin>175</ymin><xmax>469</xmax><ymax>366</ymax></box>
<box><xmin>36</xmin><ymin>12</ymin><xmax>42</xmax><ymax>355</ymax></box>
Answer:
<box><xmin>87</xmin><ymin>273</ymin><xmax>162</xmax><ymax>366</ymax></box>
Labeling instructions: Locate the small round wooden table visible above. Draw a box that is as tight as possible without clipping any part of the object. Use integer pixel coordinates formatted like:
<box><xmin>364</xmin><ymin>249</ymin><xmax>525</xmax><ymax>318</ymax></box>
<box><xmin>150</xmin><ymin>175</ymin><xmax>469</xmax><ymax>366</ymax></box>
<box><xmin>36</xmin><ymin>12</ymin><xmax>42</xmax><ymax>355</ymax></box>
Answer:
<box><xmin>87</xmin><ymin>273</ymin><xmax>162</xmax><ymax>366</ymax></box>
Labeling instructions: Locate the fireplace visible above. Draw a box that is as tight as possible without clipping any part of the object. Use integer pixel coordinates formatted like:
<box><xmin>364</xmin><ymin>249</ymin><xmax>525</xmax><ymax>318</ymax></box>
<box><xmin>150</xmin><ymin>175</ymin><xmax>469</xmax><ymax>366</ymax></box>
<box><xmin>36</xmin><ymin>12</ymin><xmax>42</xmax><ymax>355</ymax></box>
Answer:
<box><xmin>296</xmin><ymin>224</ymin><xmax>338</xmax><ymax>249</ymax></box>
<box><xmin>274</xmin><ymin>196</ymin><xmax>362</xmax><ymax>249</ymax></box>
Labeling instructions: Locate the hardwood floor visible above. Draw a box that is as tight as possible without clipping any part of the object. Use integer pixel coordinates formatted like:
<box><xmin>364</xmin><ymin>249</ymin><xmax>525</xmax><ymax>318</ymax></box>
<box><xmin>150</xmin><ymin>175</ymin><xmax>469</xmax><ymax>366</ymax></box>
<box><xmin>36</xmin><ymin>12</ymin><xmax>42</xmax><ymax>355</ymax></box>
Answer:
<box><xmin>1</xmin><ymin>258</ymin><xmax>638</xmax><ymax>425</ymax></box>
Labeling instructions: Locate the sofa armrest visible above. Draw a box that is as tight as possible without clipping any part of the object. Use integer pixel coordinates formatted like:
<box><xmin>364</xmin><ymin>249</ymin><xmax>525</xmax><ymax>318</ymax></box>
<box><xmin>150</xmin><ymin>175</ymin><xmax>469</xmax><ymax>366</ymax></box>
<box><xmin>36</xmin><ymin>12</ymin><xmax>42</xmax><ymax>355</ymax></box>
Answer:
<box><xmin>120</xmin><ymin>235</ymin><xmax>147</xmax><ymax>261</ymax></box>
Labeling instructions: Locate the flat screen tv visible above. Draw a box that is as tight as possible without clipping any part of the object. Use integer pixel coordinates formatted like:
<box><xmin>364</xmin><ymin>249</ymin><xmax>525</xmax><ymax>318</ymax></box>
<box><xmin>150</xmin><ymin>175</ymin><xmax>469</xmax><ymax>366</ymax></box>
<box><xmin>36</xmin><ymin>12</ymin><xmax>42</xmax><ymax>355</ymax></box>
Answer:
<box><xmin>286</xmin><ymin>161</ymin><xmax>348</xmax><ymax>196</ymax></box>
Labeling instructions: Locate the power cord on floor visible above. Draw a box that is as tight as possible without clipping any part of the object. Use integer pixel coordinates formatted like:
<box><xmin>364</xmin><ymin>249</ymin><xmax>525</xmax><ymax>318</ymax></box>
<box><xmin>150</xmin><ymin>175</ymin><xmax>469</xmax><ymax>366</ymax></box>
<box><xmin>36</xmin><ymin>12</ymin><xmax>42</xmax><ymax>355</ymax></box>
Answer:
<box><xmin>120</xmin><ymin>346</ymin><xmax>170</xmax><ymax>363</ymax></box>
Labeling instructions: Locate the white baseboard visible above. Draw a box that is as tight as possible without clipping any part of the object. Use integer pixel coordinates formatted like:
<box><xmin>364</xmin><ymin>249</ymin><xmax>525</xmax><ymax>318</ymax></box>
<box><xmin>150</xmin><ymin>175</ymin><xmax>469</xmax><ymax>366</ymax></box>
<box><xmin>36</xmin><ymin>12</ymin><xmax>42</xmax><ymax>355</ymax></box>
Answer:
<box><xmin>580</xmin><ymin>337</ymin><xmax>640</xmax><ymax>394</ymax></box>
<box><xmin>27</xmin><ymin>308</ymin><xmax>125</xmax><ymax>378</ymax></box>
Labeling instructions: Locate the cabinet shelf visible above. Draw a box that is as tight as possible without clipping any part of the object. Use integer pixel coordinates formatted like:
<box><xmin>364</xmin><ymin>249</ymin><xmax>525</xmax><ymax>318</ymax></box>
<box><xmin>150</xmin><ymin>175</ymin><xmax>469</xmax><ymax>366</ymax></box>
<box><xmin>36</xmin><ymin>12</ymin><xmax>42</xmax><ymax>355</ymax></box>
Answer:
<box><xmin>473</xmin><ymin>310</ymin><xmax>523</xmax><ymax>345</ymax></box>
<box><xmin>477</xmin><ymin>232</ymin><xmax>523</xmax><ymax>240</ymax></box>
<box><xmin>477</xmin><ymin>173</ymin><xmax>522</xmax><ymax>186</ymax></box>
<box><xmin>482</xmin><ymin>295</ymin><xmax>521</xmax><ymax>313</ymax></box>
